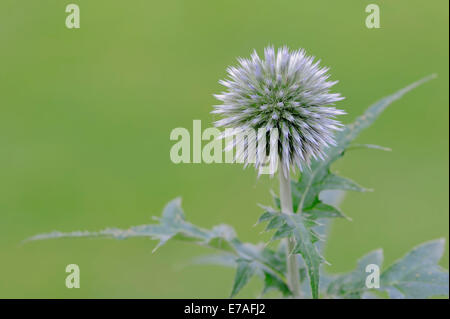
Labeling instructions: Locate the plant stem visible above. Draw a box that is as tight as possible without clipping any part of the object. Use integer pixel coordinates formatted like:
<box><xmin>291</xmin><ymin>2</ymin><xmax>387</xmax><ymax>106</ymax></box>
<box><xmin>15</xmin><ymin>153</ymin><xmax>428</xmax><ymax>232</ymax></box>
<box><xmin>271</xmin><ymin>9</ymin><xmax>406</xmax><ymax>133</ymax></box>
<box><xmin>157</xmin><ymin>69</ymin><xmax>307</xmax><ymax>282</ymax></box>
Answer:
<box><xmin>279</xmin><ymin>170</ymin><xmax>302</xmax><ymax>298</ymax></box>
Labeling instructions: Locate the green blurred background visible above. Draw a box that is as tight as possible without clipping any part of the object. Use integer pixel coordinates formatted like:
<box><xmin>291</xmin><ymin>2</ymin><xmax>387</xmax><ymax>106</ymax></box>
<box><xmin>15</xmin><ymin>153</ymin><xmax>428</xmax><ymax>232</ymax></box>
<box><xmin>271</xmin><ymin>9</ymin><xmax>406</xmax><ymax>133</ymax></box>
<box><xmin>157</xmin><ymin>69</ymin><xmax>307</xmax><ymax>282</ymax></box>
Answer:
<box><xmin>0</xmin><ymin>0</ymin><xmax>448</xmax><ymax>298</ymax></box>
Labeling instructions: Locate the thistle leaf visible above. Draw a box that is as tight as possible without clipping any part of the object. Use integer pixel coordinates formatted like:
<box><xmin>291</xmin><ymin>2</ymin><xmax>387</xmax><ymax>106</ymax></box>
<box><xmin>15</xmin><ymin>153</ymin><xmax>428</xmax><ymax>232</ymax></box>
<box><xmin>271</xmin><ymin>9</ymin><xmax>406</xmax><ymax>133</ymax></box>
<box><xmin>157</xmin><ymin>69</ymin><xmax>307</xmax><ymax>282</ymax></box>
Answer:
<box><xmin>265</xmin><ymin>75</ymin><xmax>436</xmax><ymax>299</ymax></box>
<box><xmin>27</xmin><ymin>198</ymin><xmax>237</xmax><ymax>253</ymax></box>
<box><xmin>257</xmin><ymin>210</ymin><xmax>324</xmax><ymax>299</ymax></box>
<box><xmin>303</xmin><ymin>202</ymin><xmax>347</xmax><ymax>219</ymax></box>
<box><xmin>262</xmin><ymin>271</ymin><xmax>291</xmax><ymax>296</ymax></box>
<box><xmin>25</xmin><ymin>75</ymin><xmax>439</xmax><ymax>299</ymax></box>
<box><xmin>230</xmin><ymin>259</ymin><xmax>257</xmax><ymax>298</ymax></box>
<box><xmin>327</xmin><ymin>249</ymin><xmax>384</xmax><ymax>298</ymax></box>
<box><xmin>381</xmin><ymin>239</ymin><xmax>449</xmax><ymax>299</ymax></box>
<box><xmin>27</xmin><ymin>198</ymin><xmax>291</xmax><ymax>298</ymax></box>
<box><xmin>294</xmin><ymin>74</ymin><xmax>437</xmax><ymax>216</ymax></box>
<box><xmin>320</xmin><ymin>174</ymin><xmax>370</xmax><ymax>193</ymax></box>
<box><xmin>325</xmin><ymin>239</ymin><xmax>449</xmax><ymax>299</ymax></box>
<box><xmin>282</xmin><ymin>214</ymin><xmax>324</xmax><ymax>299</ymax></box>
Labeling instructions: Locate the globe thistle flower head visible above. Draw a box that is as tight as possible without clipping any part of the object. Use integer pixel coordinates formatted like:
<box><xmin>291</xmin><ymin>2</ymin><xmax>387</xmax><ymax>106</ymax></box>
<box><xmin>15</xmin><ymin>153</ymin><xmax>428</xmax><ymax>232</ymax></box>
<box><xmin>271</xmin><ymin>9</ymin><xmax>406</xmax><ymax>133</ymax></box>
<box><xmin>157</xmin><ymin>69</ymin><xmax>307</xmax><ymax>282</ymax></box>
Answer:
<box><xmin>213</xmin><ymin>46</ymin><xmax>345</xmax><ymax>176</ymax></box>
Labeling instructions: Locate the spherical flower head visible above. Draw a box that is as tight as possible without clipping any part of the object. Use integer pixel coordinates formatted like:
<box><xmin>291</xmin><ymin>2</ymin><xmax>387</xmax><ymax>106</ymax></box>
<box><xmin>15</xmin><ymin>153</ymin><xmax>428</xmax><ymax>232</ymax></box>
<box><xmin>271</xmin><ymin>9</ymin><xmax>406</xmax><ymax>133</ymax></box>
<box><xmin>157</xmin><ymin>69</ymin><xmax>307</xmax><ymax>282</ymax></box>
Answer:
<box><xmin>212</xmin><ymin>46</ymin><xmax>345</xmax><ymax>176</ymax></box>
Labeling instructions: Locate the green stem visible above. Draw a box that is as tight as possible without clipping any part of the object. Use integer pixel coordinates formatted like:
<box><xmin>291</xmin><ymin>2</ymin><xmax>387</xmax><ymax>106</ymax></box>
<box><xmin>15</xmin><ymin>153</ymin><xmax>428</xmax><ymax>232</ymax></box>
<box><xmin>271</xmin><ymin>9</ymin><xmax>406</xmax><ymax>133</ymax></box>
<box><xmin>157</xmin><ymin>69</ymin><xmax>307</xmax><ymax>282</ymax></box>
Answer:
<box><xmin>279</xmin><ymin>170</ymin><xmax>302</xmax><ymax>298</ymax></box>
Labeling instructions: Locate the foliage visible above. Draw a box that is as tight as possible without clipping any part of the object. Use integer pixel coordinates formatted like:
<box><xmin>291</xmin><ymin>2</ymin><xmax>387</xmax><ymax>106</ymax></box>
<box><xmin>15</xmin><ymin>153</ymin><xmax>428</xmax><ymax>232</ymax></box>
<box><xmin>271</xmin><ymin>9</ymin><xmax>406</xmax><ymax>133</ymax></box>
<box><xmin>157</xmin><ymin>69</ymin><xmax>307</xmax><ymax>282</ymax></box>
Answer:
<box><xmin>27</xmin><ymin>75</ymin><xmax>448</xmax><ymax>299</ymax></box>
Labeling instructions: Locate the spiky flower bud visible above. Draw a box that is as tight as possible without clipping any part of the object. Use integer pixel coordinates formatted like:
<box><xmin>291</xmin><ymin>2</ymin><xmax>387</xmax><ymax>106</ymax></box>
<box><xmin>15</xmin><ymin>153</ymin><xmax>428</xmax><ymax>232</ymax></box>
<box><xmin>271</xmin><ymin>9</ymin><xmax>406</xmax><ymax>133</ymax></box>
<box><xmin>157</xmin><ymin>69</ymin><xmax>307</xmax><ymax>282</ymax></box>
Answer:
<box><xmin>212</xmin><ymin>46</ymin><xmax>345</xmax><ymax>175</ymax></box>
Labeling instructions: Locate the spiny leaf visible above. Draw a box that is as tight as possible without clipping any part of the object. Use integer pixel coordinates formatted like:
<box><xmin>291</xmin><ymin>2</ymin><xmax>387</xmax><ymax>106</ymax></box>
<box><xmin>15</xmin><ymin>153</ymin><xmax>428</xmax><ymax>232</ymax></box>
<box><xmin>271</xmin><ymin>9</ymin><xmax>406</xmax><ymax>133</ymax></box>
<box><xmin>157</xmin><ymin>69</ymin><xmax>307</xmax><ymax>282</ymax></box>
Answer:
<box><xmin>258</xmin><ymin>209</ymin><xmax>325</xmax><ymax>299</ymax></box>
<box><xmin>266</xmin><ymin>215</ymin><xmax>285</xmax><ymax>231</ymax></box>
<box><xmin>27</xmin><ymin>198</ymin><xmax>291</xmax><ymax>298</ymax></box>
<box><xmin>262</xmin><ymin>271</ymin><xmax>291</xmax><ymax>297</ymax></box>
<box><xmin>303</xmin><ymin>202</ymin><xmax>348</xmax><ymax>220</ymax></box>
<box><xmin>256</xmin><ymin>211</ymin><xmax>276</xmax><ymax>224</ymax></box>
<box><xmin>264</xmin><ymin>75</ymin><xmax>436</xmax><ymax>299</ymax></box>
<box><xmin>325</xmin><ymin>239</ymin><xmax>449</xmax><ymax>299</ymax></box>
<box><xmin>231</xmin><ymin>259</ymin><xmax>257</xmax><ymax>298</ymax></box>
<box><xmin>26</xmin><ymin>198</ymin><xmax>229</xmax><ymax>253</ymax></box>
<box><xmin>283</xmin><ymin>213</ymin><xmax>325</xmax><ymax>299</ymax></box>
<box><xmin>381</xmin><ymin>239</ymin><xmax>449</xmax><ymax>299</ymax></box>
<box><xmin>294</xmin><ymin>74</ymin><xmax>436</xmax><ymax>216</ymax></box>
<box><xmin>320</xmin><ymin>174</ymin><xmax>370</xmax><ymax>193</ymax></box>
<box><xmin>271</xmin><ymin>223</ymin><xmax>294</xmax><ymax>241</ymax></box>
<box><xmin>327</xmin><ymin>74</ymin><xmax>436</xmax><ymax>161</ymax></box>
<box><xmin>327</xmin><ymin>249</ymin><xmax>384</xmax><ymax>298</ymax></box>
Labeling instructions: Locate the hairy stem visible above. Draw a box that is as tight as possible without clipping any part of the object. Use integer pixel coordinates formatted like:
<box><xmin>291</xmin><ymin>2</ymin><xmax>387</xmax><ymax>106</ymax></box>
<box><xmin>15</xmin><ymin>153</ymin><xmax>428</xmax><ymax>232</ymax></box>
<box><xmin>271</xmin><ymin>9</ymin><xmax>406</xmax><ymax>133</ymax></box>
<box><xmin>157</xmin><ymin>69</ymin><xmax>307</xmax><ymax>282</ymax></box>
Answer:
<box><xmin>279</xmin><ymin>171</ymin><xmax>302</xmax><ymax>298</ymax></box>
